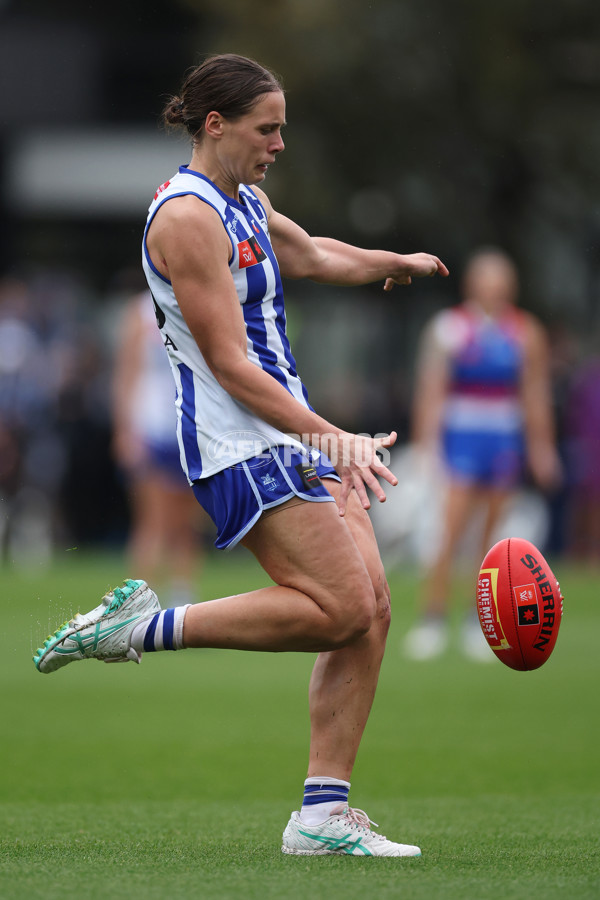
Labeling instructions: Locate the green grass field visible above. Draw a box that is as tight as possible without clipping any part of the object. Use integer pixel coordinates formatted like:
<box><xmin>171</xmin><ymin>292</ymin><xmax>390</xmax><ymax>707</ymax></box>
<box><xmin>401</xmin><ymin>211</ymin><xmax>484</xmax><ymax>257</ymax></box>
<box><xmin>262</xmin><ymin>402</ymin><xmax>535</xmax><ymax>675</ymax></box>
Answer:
<box><xmin>1</xmin><ymin>550</ymin><xmax>599</xmax><ymax>899</ymax></box>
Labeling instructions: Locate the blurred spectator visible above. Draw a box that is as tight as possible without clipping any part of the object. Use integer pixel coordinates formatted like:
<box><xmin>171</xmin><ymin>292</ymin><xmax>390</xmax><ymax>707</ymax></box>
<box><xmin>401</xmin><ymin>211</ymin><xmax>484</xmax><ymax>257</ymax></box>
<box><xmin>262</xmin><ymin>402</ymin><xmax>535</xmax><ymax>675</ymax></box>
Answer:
<box><xmin>403</xmin><ymin>248</ymin><xmax>562</xmax><ymax>661</ymax></box>
<box><xmin>565</xmin><ymin>351</ymin><xmax>600</xmax><ymax>567</ymax></box>
<box><xmin>543</xmin><ymin>320</ymin><xmax>581</xmax><ymax>557</ymax></box>
<box><xmin>0</xmin><ymin>276</ymin><xmax>64</xmax><ymax>565</ymax></box>
<box><xmin>0</xmin><ymin>268</ymin><xmax>133</xmax><ymax>564</ymax></box>
<box><xmin>112</xmin><ymin>291</ymin><xmax>205</xmax><ymax>605</ymax></box>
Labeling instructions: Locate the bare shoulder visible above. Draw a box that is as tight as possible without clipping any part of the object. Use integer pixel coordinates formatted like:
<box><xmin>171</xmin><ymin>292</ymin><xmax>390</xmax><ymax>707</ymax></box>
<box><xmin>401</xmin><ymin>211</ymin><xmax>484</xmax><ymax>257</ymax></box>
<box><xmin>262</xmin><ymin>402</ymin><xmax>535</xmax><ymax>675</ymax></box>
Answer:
<box><xmin>251</xmin><ymin>186</ymin><xmax>274</xmax><ymax>218</ymax></box>
<box><xmin>148</xmin><ymin>194</ymin><xmax>231</xmax><ymax>273</ymax></box>
<box><xmin>151</xmin><ymin>193</ymin><xmax>225</xmax><ymax>237</ymax></box>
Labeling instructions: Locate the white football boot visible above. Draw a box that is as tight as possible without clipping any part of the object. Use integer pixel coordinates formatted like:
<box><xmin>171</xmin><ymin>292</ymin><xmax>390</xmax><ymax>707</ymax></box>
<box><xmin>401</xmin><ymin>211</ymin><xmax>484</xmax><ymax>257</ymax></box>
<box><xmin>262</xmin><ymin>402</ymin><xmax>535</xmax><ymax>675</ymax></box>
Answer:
<box><xmin>33</xmin><ymin>579</ymin><xmax>160</xmax><ymax>674</ymax></box>
<box><xmin>282</xmin><ymin>804</ymin><xmax>421</xmax><ymax>857</ymax></box>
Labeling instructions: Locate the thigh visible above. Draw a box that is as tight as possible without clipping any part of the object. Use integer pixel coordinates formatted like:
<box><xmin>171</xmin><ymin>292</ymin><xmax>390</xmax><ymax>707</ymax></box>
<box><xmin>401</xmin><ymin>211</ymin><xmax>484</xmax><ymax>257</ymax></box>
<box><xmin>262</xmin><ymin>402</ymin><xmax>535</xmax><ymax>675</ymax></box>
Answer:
<box><xmin>321</xmin><ymin>479</ymin><xmax>389</xmax><ymax>599</ymax></box>
<box><xmin>241</xmin><ymin>494</ymin><xmax>374</xmax><ymax>618</ymax></box>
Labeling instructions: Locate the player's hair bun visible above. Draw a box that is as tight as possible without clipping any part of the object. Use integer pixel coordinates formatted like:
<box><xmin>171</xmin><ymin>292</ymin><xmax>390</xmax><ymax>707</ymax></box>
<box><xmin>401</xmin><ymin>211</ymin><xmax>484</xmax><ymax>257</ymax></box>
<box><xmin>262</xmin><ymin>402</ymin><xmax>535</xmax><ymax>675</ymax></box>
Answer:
<box><xmin>163</xmin><ymin>96</ymin><xmax>186</xmax><ymax>126</ymax></box>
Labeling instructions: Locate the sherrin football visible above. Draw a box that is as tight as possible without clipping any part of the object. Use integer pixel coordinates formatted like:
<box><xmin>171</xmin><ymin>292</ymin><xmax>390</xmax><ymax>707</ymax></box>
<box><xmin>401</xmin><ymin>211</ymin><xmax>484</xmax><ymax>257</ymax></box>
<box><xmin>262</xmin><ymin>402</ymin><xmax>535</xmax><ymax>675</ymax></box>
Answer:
<box><xmin>476</xmin><ymin>537</ymin><xmax>563</xmax><ymax>671</ymax></box>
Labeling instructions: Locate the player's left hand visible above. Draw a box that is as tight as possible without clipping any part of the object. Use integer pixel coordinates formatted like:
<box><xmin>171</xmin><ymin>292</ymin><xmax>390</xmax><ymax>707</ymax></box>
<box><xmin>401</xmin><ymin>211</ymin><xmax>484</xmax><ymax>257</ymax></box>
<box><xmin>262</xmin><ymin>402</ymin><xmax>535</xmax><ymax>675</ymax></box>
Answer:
<box><xmin>383</xmin><ymin>253</ymin><xmax>449</xmax><ymax>290</ymax></box>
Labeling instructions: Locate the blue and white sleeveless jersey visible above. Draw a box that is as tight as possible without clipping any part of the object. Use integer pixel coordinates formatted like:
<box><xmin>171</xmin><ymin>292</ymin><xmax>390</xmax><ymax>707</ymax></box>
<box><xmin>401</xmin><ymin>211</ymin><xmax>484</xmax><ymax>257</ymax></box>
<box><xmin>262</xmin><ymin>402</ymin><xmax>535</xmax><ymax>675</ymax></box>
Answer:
<box><xmin>142</xmin><ymin>166</ymin><xmax>310</xmax><ymax>482</ymax></box>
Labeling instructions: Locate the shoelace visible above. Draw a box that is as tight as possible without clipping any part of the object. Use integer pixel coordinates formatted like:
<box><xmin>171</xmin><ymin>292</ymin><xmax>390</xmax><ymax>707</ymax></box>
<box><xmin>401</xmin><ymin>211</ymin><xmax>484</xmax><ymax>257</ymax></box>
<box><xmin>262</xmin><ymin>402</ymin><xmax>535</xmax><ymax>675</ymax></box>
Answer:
<box><xmin>341</xmin><ymin>807</ymin><xmax>387</xmax><ymax>841</ymax></box>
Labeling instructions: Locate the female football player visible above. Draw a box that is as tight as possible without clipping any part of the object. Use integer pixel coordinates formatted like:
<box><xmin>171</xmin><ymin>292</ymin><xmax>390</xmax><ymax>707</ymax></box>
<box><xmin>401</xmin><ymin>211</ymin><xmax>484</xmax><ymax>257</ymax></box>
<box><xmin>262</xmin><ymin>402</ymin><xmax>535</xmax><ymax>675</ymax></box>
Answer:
<box><xmin>36</xmin><ymin>54</ymin><xmax>448</xmax><ymax>856</ymax></box>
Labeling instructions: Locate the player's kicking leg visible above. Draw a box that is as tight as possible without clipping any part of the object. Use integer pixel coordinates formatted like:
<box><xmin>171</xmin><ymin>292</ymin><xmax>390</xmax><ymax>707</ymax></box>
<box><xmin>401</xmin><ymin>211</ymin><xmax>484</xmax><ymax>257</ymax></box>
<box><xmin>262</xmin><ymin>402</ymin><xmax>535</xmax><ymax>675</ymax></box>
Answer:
<box><xmin>34</xmin><ymin>497</ymin><xmax>421</xmax><ymax>856</ymax></box>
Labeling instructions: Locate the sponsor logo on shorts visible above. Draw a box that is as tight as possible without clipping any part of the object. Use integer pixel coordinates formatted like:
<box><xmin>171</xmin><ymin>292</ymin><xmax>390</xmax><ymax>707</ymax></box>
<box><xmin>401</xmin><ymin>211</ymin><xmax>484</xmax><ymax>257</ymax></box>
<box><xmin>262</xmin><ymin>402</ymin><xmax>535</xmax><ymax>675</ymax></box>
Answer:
<box><xmin>295</xmin><ymin>463</ymin><xmax>322</xmax><ymax>491</ymax></box>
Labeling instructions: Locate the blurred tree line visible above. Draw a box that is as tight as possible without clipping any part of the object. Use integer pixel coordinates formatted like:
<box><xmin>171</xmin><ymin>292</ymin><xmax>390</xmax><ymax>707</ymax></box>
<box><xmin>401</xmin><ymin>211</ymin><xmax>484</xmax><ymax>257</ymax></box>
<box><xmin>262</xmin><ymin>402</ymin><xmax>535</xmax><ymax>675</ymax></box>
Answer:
<box><xmin>1</xmin><ymin>0</ymin><xmax>599</xmax><ymax>327</ymax></box>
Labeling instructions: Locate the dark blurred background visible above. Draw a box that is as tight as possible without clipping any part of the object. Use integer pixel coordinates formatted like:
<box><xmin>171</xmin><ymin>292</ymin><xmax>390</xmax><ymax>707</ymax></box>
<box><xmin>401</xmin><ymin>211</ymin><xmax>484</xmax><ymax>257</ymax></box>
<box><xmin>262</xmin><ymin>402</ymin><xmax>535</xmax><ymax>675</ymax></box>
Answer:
<box><xmin>1</xmin><ymin>0</ymin><xmax>599</xmax><ymax>562</ymax></box>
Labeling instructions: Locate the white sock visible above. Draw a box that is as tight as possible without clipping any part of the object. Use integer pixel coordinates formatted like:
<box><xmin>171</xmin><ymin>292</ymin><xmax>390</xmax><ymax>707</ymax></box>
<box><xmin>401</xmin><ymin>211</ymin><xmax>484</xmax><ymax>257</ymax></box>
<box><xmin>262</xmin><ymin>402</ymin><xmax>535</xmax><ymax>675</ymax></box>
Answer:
<box><xmin>130</xmin><ymin>605</ymin><xmax>190</xmax><ymax>653</ymax></box>
<box><xmin>300</xmin><ymin>776</ymin><xmax>351</xmax><ymax>825</ymax></box>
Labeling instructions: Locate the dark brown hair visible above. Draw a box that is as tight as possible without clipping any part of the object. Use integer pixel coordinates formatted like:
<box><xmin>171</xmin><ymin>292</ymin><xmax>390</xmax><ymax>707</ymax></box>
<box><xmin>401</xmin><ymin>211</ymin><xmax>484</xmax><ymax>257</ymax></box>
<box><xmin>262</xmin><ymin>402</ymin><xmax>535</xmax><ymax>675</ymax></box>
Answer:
<box><xmin>162</xmin><ymin>54</ymin><xmax>284</xmax><ymax>139</ymax></box>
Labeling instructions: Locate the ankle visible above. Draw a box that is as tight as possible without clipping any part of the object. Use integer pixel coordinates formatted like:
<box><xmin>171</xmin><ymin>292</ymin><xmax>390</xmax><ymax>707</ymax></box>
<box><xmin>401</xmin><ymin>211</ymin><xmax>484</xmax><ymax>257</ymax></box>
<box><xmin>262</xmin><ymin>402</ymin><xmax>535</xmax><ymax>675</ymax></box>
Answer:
<box><xmin>130</xmin><ymin>605</ymin><xmax>191</xmax><ymax>653</ymax></box>
<box><xmin>299</xmin><ymin>776</ymin><xmax>350</xmax><ymax>825</ymax></box>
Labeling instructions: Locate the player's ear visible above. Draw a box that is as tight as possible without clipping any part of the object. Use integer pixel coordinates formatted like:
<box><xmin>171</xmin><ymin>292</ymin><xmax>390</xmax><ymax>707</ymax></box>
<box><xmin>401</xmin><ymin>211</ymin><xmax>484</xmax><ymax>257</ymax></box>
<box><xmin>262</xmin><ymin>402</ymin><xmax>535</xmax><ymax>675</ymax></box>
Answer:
<box><xmin>204</xmin><ymin>111</ymin><xmax>225</xmax><ymax>139</ymax></box>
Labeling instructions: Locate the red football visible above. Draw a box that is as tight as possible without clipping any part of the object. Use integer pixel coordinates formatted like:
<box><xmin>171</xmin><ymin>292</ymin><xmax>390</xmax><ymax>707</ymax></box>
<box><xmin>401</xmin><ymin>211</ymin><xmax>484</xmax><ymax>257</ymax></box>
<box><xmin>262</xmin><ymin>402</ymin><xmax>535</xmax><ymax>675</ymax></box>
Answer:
<box><xmin>476</xmin><ymin>537</ymin><xmax>563</xmax><ymax>671</ymax></box>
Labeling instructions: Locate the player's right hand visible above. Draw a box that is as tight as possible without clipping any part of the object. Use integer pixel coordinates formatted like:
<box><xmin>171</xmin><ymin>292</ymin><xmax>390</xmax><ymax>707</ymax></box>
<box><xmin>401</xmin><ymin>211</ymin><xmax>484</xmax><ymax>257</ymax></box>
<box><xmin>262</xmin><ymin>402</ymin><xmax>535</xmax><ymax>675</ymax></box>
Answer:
<box><xmin>327</xmin><ymin>431</ymin><xmax>399</xmax><ymax>517</ymax></box>
<box><xmin>383</xmin><ymin>253</ymin><xmax>449</xmax><ymax>289</ymax></box>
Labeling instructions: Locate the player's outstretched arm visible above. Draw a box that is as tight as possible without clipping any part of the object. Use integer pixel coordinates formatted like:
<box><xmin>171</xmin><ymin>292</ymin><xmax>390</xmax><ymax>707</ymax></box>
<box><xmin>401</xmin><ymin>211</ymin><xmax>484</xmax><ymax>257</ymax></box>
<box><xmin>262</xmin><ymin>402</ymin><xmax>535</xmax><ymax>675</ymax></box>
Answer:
<box><xmin>254</xmin><ymin>187</ymin><xmax>449</xmax><ymax>287</ymax></box>
<box><xmin>312</xmin><ymin>238</ymin><xmax>449</xmax><ymax>288</ymax></box>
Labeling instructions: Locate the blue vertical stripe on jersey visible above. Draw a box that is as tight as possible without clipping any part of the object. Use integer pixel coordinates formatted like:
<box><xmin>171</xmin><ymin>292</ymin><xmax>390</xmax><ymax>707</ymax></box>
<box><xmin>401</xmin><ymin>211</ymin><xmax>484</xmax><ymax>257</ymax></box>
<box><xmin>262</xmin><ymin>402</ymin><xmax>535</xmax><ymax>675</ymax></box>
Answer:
<box><xmin>260</xmin><ymin>239</ymin><xmax>312</xmax><ymax>406</ymax></box>
<box><xmin>177</xmin><ymin>363</ymin><xmax>203</xmax><ymax>478</ymax></box>
<box><xmin>242</xmin><ymin>207</ymin><xmax>311</xmax><ymax>408</ymax></box>
<box><xmin>242</xmin><ymin>191</ymin><xmax>265</xmax><ymax>222</ymax></box>
<box><xmin>239</xmin><ymin>213</ymin><xmax>308</xmax><ymax>401</ymax></box>
<box><xmin>244</xmin><ymin>243</ymin><xmax>269</xmax><ymax>305</ymax></box>
<box><xmin>242</xmin><ymin>261</ymin><xmax>292</xmax><ymax>394</ymax></box>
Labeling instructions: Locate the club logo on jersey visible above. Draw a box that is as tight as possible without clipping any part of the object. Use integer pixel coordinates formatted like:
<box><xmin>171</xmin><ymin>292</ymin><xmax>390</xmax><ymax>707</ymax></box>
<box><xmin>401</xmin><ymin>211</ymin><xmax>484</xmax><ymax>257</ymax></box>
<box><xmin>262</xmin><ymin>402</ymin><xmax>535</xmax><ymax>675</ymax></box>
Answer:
<box><xmin>153</xmin><ymin>180</ymin><xmax>171</xmax><ymax>200</ymax></box>
<box><xmin>514</xmin><ymin>583</ymin><xmax>540</xmax><ymax>626</ymax></box>
<box><xmin>237</xmin><ymin>235</ymin><xmax>267</xmax><ymax>268</ymax></box>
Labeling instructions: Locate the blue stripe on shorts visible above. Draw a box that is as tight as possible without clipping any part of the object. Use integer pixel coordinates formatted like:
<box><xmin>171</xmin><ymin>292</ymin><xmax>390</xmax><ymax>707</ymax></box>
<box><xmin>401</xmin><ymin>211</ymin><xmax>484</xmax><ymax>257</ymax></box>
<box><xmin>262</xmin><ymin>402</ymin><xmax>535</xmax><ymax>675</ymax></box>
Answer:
<box><xmin>192</xmin><ymin>446</ymin><xmax>339</xmax><ymax>550</ymax></box>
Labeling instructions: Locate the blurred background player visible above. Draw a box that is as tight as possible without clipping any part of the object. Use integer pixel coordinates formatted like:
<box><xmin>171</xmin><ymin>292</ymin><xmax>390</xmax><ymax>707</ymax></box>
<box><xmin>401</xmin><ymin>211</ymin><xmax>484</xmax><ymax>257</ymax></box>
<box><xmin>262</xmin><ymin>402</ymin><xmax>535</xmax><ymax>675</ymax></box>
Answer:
<box><xmin>404</xmin><ymin>247</ymin><xmax>562</xmax><ymax>660</ymax></box>
<box><xmin>565</xmin><ymin>350</ymin><xmax>600</xmax><ymax>567</ymax></box>
<box><xmin>112</xmin><ymin>291</ymin><xmax>204</xmax><ymax>606</ymax></box>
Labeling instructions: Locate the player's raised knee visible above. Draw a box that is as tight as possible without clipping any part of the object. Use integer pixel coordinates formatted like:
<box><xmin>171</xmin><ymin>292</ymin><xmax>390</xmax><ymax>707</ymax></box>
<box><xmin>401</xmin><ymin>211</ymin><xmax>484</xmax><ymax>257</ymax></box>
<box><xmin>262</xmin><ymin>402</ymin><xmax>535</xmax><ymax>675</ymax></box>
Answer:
<box><xmin>328</xmin><ymin>581</ymin><xmax>376</xmax><ymax>646</ymax></box>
